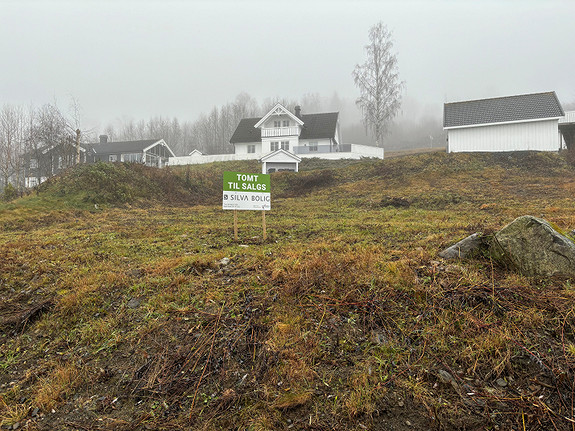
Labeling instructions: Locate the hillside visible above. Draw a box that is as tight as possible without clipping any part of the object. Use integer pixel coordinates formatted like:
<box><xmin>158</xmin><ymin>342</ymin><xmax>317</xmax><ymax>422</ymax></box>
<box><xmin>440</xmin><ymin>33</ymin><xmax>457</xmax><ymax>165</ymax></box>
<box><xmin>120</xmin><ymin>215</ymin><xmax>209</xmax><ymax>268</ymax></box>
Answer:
<box><xmin>2</xmin><ymin>152</ymin><xmax>575</xmax><ymax>430</ymax></box>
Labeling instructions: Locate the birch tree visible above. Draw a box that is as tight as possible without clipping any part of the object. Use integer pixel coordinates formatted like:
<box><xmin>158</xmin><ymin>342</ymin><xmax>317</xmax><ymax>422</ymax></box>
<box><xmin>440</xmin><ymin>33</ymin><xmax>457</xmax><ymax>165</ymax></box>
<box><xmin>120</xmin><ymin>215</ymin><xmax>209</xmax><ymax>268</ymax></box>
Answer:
<box><xmin>353</xmin><ymin>22</ymin><xmax>403</xmax><ymax>147</ymax></box>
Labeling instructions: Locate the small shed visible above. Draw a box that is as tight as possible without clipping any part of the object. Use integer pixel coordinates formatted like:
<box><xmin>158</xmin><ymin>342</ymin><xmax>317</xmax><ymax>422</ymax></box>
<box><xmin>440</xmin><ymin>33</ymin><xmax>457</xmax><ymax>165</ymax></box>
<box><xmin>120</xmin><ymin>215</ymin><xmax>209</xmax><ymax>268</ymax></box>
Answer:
<box><xmin>259</xmin><ymin>149</ymin><xmax>301</xmax><ymax>174</ymax></box>
<box><xmin>443</xmin><ymin>92</ymin><xmax>565</xmax><ymax>153</ymax></box>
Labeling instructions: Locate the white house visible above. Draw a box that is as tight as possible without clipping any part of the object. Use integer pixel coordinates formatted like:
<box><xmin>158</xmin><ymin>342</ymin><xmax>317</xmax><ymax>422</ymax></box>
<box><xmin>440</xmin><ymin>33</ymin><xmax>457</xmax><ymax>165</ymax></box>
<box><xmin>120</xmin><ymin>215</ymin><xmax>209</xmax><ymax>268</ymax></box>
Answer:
<box><xmin>443</xmin><ymin>92</ymin><xmax>565</xmax><ymax>153</ymax></box>
<box><xmin>230</xmin><ymin>104</ymin><xmax>344</xmax><ymax>155</ymax></box>
<box><xmin>168</xmin><ymin>104</ymin><xmax>384</xmax><ymax>168</ymax></box>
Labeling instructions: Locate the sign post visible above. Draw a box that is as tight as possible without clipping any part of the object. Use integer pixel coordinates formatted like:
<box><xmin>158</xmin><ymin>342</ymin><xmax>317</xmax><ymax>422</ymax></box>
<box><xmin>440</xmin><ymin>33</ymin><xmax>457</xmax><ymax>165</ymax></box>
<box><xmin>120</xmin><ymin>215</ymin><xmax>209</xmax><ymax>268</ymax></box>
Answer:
<box><xmin>223</xmin><ymin>172</ymin><xmax>271</xmax><ymax>241</ymax></box>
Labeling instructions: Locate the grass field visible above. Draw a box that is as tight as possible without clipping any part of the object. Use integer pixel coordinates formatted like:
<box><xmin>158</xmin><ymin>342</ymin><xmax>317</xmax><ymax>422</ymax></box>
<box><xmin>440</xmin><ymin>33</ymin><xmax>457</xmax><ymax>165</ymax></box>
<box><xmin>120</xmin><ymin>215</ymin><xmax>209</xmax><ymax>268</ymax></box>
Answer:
<box><xmin>2</xmin><ymin>151</ymin><xmax>575</xmax><ymax>430</ymax></box>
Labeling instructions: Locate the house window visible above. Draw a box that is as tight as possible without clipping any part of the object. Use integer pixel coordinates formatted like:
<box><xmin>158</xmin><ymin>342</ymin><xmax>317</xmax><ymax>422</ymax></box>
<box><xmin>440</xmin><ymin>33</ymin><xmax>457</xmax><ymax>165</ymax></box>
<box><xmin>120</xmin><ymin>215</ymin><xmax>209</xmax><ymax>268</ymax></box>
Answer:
<box><xmin>273</xmin><ymin>120</ymin><xmax>281</xmax><ymax>128</ymax></box>
<box><xmin>57</xmin><ymin>156</ymin><xmax>63</xmax><ymax>169</ymax></box>
<box><xmin>247</xmin><ymin>145</ymin><xmax>256</xmax><ymax>154</ymax></box>
<box><xmin>109</xmin><ymin>155</ymin><xmax>117</xmax><ymax>162</ymax></box>
<box><xmin>123</xmin><ymin>153</ymin><xmax>142</xmax><ymax>163</ymax></box>
<box><xmin>282</xmin><ymin>120</ymin><xmax>289</xmax><ymax>127</ymax></box>
<box><xmin>270</xmin><ymin>141</ymin><xmax>279</xmax><ymax>151</ymax></box>
<box><xmin>281</xmin><ymin>141</ymin><xmax>289</xmax><ymax>150</ymax></box>
<box><xmin>30</xmin><ymin>158</ymin><xmax>38</xmax><ymax>169</ymax></box>
<box><xmin>309</xmin><ymin>142</ymin><xmax>318</xmax><ymax>152</ymax></box>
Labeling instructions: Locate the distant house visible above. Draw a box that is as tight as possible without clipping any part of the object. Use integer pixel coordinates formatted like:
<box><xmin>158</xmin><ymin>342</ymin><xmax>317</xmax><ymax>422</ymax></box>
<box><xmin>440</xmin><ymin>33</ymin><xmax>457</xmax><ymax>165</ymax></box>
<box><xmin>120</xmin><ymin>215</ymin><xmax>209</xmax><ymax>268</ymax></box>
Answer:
<box><xmin>84</xmin><ymin>136</ymin><xmax>175</xmax><ymax>168</ymax></box>
<box><xmin>22</xmin><ymin>136</ymin><xmax>176</xmax><ymax>188</ymax></box>
<box><xmin>168</xmin><ymin>104</ymin><xmax>384</xmax><ymax>167</ymax></box>
<box><xmin>230</xmin><ymin>103</ymin><xmax>342</xmax><ymax>156</ymax></box>
<box><xmin>443</xmin><ymin>92</ymin><xmax>565</xmax><ymax>153</ymax></box>
<box><xmin>23</xmin><ymin>141</ymin><xmax>87</xmax><ymax>188</ymax></box>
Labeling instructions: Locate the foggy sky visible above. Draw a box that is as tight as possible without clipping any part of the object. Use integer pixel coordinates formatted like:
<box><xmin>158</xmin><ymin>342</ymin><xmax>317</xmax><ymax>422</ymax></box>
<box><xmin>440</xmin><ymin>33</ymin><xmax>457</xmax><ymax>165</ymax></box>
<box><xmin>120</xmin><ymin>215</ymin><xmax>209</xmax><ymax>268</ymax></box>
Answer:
<box><xmin>1</xmin><ymin>0</ymin><xmax>573</xmax><ymax>132</ymax></box>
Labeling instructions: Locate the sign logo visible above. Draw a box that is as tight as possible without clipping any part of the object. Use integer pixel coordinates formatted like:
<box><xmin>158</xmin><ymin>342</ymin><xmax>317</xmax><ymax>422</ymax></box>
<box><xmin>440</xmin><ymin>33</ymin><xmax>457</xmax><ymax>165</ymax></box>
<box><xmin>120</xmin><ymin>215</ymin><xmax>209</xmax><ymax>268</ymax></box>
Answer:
<box><xmin>223</xmin><ymin>172</ymin><xmax>271</xmax><ymax>211</ymax></box>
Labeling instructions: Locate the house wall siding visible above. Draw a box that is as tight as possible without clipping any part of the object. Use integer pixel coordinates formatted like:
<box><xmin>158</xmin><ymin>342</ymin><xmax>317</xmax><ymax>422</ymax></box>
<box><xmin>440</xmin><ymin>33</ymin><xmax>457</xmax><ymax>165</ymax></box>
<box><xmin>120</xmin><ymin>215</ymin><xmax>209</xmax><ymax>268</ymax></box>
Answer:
<box><xmin>235</xmin><ymin>142</ymin><xmax>262</xmax><ymax>154</ymax></box>
<box><xmin>447</xmin><ymin>120</ymin><xmax>561</xmax><ymax>153</ymax></box>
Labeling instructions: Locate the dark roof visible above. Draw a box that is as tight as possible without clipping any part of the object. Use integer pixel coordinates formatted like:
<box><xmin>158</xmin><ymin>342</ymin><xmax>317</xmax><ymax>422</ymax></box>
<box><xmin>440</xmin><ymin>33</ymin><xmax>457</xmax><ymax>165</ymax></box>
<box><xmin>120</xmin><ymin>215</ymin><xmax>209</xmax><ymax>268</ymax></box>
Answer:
<box><xmin>443</xmin><ymin>92</ymin><xmax>564</xmax><ymax>128</ymax></box>
<box><xmin>229</xmin><ymin>118</ymin><xmax>260</xmax><ymax>143</ymax></box>
<box><xmin>83</xmin><ymin>139</ymin><xmax>161</xmax><ymax>154</ymax></box>
<box><xmin>229</xmin><ymin>112</ymin><xmax>339</xmax><ymax>143</ymax></box>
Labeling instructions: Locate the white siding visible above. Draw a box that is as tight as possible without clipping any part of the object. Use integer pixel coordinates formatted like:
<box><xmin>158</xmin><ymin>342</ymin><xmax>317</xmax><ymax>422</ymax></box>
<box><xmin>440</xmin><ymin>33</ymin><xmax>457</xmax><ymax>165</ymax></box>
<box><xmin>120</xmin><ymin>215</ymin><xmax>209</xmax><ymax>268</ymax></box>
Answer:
<box><xmin>234</xmin><ymin>142</ymin><xmax>261</xmax><ymax>154</ymax></box>
<box><xmin>447</xmin><ymin>119</ymin><xmax>561</xmax><ymax>153</ymax></box>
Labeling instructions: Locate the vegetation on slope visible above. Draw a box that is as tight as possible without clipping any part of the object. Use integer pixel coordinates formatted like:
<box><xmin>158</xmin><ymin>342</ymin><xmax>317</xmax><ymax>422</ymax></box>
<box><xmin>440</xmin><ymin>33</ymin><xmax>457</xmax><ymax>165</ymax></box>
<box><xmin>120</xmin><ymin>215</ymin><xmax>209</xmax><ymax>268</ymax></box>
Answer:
<box><xmin>1</xmin><ymin>152</ymin><xmax>575</xmax><ymax>430</ymax></box>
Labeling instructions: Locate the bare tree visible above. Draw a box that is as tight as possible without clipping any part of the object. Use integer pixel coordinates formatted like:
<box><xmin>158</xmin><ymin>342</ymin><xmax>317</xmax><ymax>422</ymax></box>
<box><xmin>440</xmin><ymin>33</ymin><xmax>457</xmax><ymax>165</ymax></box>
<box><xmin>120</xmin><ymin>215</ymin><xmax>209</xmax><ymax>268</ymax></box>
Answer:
<box><xmin>0</xmin><ymin>104</ymin><xmax>25</xmax><ymax>191</ymax></box>
<box><xmin>353</xmin><ymin>22</ymin><xmax>403</xmax><ymax>147</ymax></box>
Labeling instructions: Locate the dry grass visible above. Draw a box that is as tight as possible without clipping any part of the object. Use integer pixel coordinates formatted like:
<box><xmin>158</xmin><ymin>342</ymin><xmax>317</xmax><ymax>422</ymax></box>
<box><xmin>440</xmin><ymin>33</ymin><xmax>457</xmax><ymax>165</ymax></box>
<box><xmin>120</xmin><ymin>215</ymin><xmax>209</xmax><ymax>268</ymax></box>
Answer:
<box><xmin>34</xmin><ymin>363</ymin><xmax>84</xmax><ymax>411</ymax></box>
<box><xmin>1</xmin><ymin>152</ymin><xmax>575</xmax><ymax>430</ymax></box>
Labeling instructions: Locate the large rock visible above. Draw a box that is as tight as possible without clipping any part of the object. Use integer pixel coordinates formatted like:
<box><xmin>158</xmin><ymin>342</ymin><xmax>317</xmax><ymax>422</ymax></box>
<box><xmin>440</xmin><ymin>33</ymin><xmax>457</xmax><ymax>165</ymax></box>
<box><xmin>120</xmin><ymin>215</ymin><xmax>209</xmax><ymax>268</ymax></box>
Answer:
<box><xmin>491</xmin><ymin>215</ymin><xmax>575</xmax><ymax>277</ymax></box>
<box><xmin>439</xmin><ymin>233</ymin><xmax>487</xmax><ymax>259</ymax></box>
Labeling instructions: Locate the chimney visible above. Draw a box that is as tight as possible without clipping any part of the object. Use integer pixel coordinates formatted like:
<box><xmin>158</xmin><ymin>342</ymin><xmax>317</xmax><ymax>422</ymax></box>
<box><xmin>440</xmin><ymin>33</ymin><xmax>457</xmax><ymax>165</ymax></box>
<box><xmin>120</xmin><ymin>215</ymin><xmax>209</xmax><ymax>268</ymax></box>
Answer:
<box><xmin>294</xmin><ymin>105</ymin><xmax>301</xmax><ymax>118</ymax></box>
<box><xmin>99</xmin><ymin>135</ymin><xmax>108</xmax><ymax>144</ymax></box>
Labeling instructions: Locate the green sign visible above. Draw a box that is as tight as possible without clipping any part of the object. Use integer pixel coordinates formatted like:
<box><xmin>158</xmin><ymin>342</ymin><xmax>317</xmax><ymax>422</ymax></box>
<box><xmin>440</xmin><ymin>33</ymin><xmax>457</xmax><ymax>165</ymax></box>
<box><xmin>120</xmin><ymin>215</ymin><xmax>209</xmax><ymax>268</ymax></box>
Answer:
<box><xmin>223</xmin><ymin>172</ymin><xmax>271</xmax><ymax>210</ymax></box>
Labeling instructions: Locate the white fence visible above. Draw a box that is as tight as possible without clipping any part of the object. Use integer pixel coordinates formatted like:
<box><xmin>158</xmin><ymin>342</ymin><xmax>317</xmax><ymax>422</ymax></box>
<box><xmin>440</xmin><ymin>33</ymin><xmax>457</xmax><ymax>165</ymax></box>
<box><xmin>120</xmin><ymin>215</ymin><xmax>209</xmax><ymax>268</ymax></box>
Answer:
<box><xmin>167</xmin><ymin>144</ymin><xmax>384</xmax><ymax>166</ymax></box>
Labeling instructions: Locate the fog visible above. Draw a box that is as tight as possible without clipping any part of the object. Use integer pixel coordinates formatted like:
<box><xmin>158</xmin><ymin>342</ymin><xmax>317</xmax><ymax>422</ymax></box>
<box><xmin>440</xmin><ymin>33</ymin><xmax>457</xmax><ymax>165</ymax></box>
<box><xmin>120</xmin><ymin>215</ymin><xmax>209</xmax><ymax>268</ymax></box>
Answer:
<box><xmin>1</xmin><ymin>0</ymin><xmax>574</xmax><ymax>147</ymax></box>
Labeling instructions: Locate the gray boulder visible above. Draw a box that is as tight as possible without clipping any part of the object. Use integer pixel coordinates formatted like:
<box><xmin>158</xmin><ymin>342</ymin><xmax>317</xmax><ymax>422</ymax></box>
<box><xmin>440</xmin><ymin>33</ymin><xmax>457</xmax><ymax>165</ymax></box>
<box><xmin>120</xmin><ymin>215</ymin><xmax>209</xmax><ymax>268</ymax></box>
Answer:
<box><xmin>491</xmin><ymin>215</ymin><xmax>575</xmax><ymax>277</ymax></box>
<box><xmin>439</xmin><ymin>233</ymin><xmax>487</xmax><ymax>259</ymax></box>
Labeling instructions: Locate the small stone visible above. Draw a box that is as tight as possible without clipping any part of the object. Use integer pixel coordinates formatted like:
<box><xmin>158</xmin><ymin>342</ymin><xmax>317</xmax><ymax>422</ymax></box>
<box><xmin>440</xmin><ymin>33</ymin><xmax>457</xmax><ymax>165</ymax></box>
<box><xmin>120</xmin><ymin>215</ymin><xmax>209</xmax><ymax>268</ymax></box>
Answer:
<box><xmin>398</xmin><ymin>400</ymin><xmax>404</xmax><ymax>407</ymax></box>
<box><xmin>529</xmin><ymin>384</ymin><xmax>541</xmax><ymax>392</ymax></box>
<box><xmin>127</xmin><ymin>298</ymin><xmax>142</xmax><ymax>309</ymax></box>
<box><xmin>438</xmin><ymin>370</ymin><xmax>454</xmax><ymax>384</ymax></box>
<box><xmin>12</xmin><ymin>423</ymin><xmax>19</xmax><ymax>430</ymax></box>
<box><xmin>496</xmin><ymin>378</ymin><xmax>507</xmax><ymax>387</ymax></box>
<box><xmin>405</xmin><ymin>420</ymin><xmax>412</xmax><ymax>426</ymax></box>
<box><xmin>219</xmin><ymin>257</ymin><xmax>230</xmax><ymax>266</ymax></box>
<box><xmin>127</xmin><ymin>268</ymin><xmax>143</xmax><ymax>278</ymax></box>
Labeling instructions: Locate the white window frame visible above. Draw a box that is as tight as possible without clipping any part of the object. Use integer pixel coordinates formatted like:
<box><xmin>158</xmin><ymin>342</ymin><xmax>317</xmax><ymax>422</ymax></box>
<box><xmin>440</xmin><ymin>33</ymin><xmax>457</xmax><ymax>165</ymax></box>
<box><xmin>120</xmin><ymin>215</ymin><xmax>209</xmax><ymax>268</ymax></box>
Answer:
<box><xmin>30</xmin><ymin>158</ymin><xmax>38</xmax><ymax>169</ymax></box>
<box><xmin>122</xmin><ymin>153</ymin><xmax>142</xmax><ymax>163</ymax></box>
<box><xmin>270</xmin><ymin>141</ymin><xmax>279</xmax><ymax>151</ymax></box>
<box><xmin>282</xmin><ymin>120</ymin><xmax>289</xmax><ymax>127</ymax></box>
<box><xmin>109</xmin><ymin>154</ymin><xmax>118</xmax><ymax>162</ymax></box>
<box><xmin>247</xmin><ymin>144</ymin><xmax>256</xmax><ymax>154</ymax></box>
<box><xmin>309</xmin><ymin>142</ymin><xmax>318</xmax><ymax>152</ymax></box>
<box><xmin>281</xmin><ymin>141</ymin><xmax>289</xmax><ymax>151</ymax></box>
<box><xmin>273</xmin><ymin>120</ymin><xmax>281</xmax><ymax>128</ymax></box>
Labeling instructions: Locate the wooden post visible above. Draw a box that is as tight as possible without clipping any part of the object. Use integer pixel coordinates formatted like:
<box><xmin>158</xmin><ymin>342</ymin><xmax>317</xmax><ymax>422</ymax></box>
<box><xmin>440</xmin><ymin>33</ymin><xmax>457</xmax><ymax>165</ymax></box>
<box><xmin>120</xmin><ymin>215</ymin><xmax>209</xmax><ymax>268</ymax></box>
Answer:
<box><xmin>262</xmin><ymin>210</ymin><xmax>267</xmax><ymax>241</ymax></box>
<box><xmin>233</xmin><ymin>210</ymin><xmax>238</xmax><ymax>241</ymax></box>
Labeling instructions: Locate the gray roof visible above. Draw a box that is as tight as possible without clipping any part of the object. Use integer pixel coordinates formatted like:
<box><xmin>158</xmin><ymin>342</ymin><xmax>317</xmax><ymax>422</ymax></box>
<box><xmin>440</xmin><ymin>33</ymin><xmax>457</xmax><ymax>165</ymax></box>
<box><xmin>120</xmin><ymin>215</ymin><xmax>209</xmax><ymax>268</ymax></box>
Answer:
<box><xmin>83</xmin><ymin>139</ymin><xmax>161</xmax><ymax>154</ymax></box>
<box><xmin>443</xmin><ymin>92</ymin><xmax>564</xmax><ymax>128</ymax></box>
<box><xmin>230</xmin><ymin>112</ymin><xmax>339</xmax><ymax>144</ymax></box>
